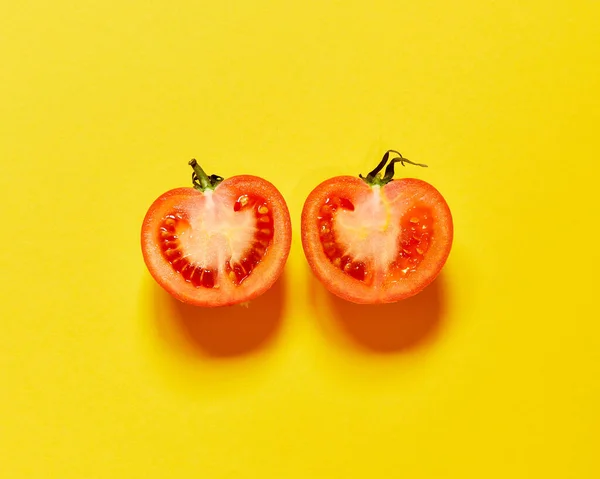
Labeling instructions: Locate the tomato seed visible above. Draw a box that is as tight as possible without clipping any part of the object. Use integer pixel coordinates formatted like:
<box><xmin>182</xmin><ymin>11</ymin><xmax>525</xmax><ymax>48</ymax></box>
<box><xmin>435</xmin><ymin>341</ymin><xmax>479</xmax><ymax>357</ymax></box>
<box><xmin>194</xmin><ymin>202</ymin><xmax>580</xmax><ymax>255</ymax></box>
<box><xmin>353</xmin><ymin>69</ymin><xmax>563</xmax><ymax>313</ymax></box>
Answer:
<box><xmin>258</xmin><ymin>204</ymin><xmax>269</xmax><ymax>215</ymax></box>
<box><xmin>170</xmin><ymin>257</ymin><xmax>183</xmax><ymax>268</ymax></box>
<box><xmin>202</xmin><ymin>269</ymin><xmax>216</xmax><ymax>288</ymax></box>
<box><xmin>234</xmin><ymin>195</ymin><xmax>250</xmax><ymax>212</ymax></box>
<box><xmin>240</xmin><ymin>257</ymin><xmax>254</xmax><ymax>273</ymax></box>
<box><xmin>233</xmin><ymin>262</ymin><xmax>244</xmax><ymax>277</ymax></box>
<box><xmin>319</xmin><ymin>204</ymin><xmax>333</xmax><ymax>216</ymax></box>
<box><xmin>189</xmin><ymin>267</ymin><xmax>202</xmax><ymax>287</ymax></box>
<box><xmin>253</xmin><ymin>243</ymin><xmax>266</xmax><ymax>257</ymax></box>
<box><xmin>348</xmin><ymin>261</ymin><xmax>366</xmax><ymax>281</ymax></box>
<box><xmin>160</xmin><ymin>229</ymin><xmax>174</xmax><ymax>239</ymax></box>
<box><xmin>249</xmin><ymin>251</ymin><xmax>262</xmax><ymax>265</ymax></box>
<box><xmin>165</xmin><ymin>249</ymin><xmax>182</xmax><ymax>260</ymax></box>
<box><xmin>181</xmin><ymin>264</ymin><xmax>195</xmax><ymax>281</ymax></box>
<box><xmin>258</xmin><ymin>237</ymin><xmax>271</xmax><ymax>248</ymax></box>
<box><xmin>339</xmin><ymin>198</ymin><xmax>355</xmax><ymax>211</ymax></box>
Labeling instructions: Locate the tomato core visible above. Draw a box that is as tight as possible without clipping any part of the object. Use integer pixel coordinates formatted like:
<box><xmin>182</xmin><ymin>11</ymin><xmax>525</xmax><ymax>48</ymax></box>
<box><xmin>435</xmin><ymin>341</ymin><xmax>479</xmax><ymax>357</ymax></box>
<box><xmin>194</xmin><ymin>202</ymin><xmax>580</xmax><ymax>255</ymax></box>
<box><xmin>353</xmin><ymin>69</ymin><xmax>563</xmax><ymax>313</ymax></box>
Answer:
<box><xmin>157</xmin><ymin>193</ymin><xmax>275</xmax><ymax>289</ymax></box>
<box><xmin>317</xmin><ymin>193</ymin><xmax>434</xmax><ymax>285</ymax></box>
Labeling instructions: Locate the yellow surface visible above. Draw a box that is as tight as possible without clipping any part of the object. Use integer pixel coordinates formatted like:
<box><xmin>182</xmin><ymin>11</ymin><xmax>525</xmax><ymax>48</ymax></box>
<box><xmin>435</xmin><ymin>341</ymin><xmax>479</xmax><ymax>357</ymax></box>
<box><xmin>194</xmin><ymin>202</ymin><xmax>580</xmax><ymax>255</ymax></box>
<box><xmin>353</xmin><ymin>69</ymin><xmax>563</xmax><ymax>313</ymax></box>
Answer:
<box><xmin>2</xmin><ymin>1</ymin><xmax>600</xmax><ymax>477</ymax></box>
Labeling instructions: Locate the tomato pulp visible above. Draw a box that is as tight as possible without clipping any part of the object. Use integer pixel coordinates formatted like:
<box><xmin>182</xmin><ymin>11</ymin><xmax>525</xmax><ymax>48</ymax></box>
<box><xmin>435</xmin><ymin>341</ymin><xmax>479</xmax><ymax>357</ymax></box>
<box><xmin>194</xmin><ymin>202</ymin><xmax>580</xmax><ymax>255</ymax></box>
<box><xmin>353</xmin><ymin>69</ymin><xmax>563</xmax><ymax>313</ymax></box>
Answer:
<box><xmin>142</xmin><ymin>160</ymin><xmax>291</xmax><ymax>307</ymax></box>
<box><xmin>301</xmin><ymin>150</ymin><xmax>453</xmax><ymax>304</ymax></box>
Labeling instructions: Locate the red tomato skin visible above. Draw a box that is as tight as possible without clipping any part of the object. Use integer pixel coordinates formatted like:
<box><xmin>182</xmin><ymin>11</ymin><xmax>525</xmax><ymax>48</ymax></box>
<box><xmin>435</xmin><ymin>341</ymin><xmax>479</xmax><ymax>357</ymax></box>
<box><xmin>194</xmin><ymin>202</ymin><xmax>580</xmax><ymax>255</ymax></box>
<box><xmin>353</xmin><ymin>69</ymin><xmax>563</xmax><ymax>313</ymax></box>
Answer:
<box><xmin>142</xmin><ymin>175</ymin><xmax>291</xmax><ymax>307</ymax></box>
<box><xmin>301</xmin><ymin>176</ymin><xmax>453</xmax><ymax>304</ymax></box>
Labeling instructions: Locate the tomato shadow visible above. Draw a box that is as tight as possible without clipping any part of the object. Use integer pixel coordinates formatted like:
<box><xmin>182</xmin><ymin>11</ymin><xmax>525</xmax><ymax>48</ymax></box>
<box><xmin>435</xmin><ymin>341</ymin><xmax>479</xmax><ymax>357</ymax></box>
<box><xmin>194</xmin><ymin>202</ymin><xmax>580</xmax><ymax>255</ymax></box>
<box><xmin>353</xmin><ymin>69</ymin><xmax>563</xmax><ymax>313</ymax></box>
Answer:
<box><xmin>313</xmin><ymin>274</ymin><xmax>446</xmax><ymax>353</ymax></box>
<box><xmin>151</xmin><ymin>275</ymin><xmax>285</xmax><ymax>358</ymax></box>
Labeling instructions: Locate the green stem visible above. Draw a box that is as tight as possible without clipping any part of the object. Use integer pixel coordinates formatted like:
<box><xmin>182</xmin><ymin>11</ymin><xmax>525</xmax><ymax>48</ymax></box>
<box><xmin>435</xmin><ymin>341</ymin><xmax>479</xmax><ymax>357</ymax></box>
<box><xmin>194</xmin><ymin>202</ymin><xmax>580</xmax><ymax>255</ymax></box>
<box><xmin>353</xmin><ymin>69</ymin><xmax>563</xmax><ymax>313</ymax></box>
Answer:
<box><xmin>188</xmin><ymin>159</ymin><xmax>224</xmax><ymax>191</ymax></box>
<box><xmin>359</xmin><ymin>150</ymin><xmax>427</xmax><ymax>187</ymax></box>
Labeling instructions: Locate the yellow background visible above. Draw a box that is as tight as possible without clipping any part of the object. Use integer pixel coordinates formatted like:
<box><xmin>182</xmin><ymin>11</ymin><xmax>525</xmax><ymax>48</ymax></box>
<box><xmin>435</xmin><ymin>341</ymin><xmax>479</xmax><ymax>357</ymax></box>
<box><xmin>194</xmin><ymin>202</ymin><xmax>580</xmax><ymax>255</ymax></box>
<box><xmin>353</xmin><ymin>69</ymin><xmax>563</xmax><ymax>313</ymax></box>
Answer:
<box><xmin>2</xmin><ymin>1</ymin><xmax>599</xmax><ymax>477</ymax></box>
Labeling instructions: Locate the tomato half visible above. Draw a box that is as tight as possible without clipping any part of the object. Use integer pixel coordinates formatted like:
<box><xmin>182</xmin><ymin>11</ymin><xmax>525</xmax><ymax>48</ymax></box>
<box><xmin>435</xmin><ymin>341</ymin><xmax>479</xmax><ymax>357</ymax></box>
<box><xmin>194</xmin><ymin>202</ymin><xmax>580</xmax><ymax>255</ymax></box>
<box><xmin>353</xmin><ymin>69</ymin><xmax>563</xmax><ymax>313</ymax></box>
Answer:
<box><xmin>142</xmin><ymin>160</ymin><xmax>291</xmax><ymax>307</ymax></box>
<box><xmin>301</xmin><ymin>150</ymin><xmax>453</xmax><ymax>304</ymax></box>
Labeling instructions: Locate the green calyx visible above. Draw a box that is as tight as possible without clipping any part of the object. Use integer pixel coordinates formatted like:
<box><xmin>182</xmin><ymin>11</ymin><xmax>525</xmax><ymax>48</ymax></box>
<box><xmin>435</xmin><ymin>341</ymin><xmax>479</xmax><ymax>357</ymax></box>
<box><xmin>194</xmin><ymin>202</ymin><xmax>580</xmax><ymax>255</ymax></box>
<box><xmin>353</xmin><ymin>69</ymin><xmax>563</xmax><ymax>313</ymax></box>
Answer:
<box><xmin>189</xmin><ymin>159</ymin><xmax>224</xmax><ymax>191</ymax></box>
<box><xmin>359</xmin><ymin>150</ymin><xmax>428</xmax><ymax>187</ymax></box>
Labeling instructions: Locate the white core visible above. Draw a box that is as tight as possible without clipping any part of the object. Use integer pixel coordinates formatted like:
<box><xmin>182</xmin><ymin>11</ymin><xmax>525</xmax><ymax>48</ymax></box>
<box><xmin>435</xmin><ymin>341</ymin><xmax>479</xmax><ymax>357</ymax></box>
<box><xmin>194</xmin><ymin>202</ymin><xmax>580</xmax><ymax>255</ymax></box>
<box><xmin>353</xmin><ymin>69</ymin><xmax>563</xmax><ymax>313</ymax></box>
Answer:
<box><xmin>177</xmin><ymin>191</ymin><xmax>257</xmax><ymax>269</ymax></box>
<box><xmin>333</xmin><ymin>186</ymin><xmax>402</xmax><ymax>273</ymax></box>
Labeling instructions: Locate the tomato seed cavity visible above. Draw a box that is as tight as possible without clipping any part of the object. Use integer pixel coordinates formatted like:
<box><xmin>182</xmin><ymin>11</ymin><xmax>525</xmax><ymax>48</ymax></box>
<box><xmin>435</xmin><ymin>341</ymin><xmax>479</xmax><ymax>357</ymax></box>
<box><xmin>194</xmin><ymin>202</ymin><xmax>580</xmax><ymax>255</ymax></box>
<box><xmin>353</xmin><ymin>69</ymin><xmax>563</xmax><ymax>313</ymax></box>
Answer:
<box><xmin>318</xmin><ymin>199</ymin><xmax>434</xmax><ymax>283</ymax></box>
<box><xmin>159</xmin><ymin>198</ymin><xmax>274</xmax><ymax>289</ymax></box>
<box><xmin>387</xmin><ymin>205</ymin><xmax>433</xmax><ymax>281</ymax></box>
<box><xmin>318</xmin><ymin>197</ymin><xmax>368</xmax><ymax>282</ymax></box>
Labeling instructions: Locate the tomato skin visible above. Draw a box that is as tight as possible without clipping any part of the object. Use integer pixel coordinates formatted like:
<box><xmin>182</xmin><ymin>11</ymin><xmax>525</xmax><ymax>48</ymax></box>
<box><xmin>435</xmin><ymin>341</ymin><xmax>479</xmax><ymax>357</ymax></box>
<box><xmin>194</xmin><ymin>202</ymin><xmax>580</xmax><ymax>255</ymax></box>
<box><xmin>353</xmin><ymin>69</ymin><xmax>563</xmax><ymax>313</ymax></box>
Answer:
<box><xmin>142</xmin><ymin>175</ymin><xmax>291</xmax><ymax>307</ymax></box>
<box><xmin>301</xmin><ymin>176</ymin><xmax>453</xmax><ymax>304</ymax></box>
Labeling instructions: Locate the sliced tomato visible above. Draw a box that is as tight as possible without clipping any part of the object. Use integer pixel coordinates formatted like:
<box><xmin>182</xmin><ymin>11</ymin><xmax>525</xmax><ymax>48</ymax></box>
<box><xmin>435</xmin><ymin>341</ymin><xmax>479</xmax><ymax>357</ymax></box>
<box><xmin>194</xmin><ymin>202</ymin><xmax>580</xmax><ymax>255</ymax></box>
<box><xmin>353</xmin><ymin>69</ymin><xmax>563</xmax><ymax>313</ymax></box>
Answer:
<box><xmin>142</xmin><ymin>160</ymin><xmax>291</xmax><ymax>307</ymax></box>
<box><xmin>301</xmin><ymin>150</ymin><xmax>453</xmax><ymax>304</ymax></box>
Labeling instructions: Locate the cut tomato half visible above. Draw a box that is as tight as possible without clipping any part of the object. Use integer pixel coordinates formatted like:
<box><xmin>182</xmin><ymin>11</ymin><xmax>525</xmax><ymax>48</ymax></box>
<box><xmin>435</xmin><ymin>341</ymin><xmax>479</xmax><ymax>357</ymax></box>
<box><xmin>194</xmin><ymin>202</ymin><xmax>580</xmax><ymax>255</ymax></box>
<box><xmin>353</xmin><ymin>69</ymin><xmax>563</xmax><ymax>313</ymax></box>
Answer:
<box><xmin>142</xmin><ymin>160</ymin><xmax>291</xmax><ymax>307</ymax></box>
<box><xmin>301</xmin><ymin>150</ymin><xmax>453</xmax><ymax>304</ymax></box>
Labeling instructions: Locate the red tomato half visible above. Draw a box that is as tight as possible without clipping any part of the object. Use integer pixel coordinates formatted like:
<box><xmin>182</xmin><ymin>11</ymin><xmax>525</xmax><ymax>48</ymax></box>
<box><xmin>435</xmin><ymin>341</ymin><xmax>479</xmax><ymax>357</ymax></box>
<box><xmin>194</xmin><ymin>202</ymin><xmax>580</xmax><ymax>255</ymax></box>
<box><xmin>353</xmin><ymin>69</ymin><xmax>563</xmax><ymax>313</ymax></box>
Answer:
<box><xmin>301</xmin><ymin>150</ymin><xmax>453</xmax><ymax>304</ymax></box>
<box><xmin>142</xmin><ymin>160</ymin><xmax>291</xmax><ymax>307</ymax></box>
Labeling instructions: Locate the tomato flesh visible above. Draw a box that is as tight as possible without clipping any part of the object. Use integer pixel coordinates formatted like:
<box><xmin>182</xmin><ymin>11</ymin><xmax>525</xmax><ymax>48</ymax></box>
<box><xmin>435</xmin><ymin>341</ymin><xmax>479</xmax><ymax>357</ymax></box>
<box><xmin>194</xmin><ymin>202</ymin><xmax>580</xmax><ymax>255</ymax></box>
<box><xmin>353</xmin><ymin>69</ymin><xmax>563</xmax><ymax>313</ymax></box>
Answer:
<box><xmin>142</xmin><ymin>175</ymin><xmax>291</xmax><ymax>307</ymax></box>
<box><xmin>301</xmin><ymin>176</ymin><xmax>452</xmax><ymax>304</ymax></box>
<box><xmin>318</xmin><ymin>198</ymin><xmax>434</xmax><ymax>285</ymax></box>
<box><xmin>157</xmin><ymin>194</ymin><xmax>274</xmax><ymax>289</ymax></box>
